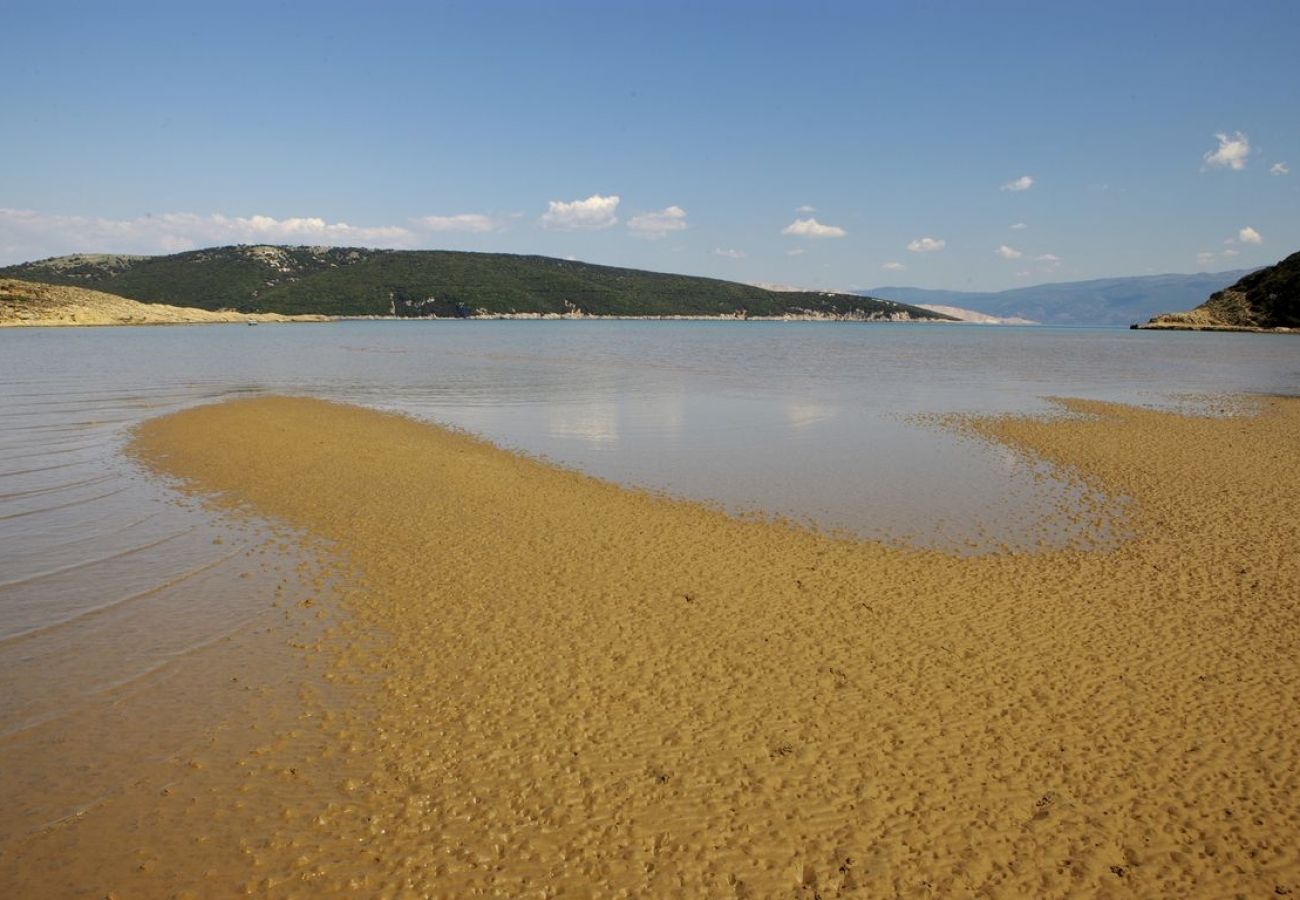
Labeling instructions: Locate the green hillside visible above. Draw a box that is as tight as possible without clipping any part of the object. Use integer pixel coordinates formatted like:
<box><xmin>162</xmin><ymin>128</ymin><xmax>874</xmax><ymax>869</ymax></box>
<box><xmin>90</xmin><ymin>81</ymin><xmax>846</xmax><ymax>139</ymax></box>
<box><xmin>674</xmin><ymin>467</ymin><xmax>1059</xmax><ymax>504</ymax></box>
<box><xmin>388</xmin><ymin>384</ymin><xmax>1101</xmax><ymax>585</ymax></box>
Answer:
<box><xmin>0</xmin><ymin>245</ymin><xmax>952</xmax><ymax>321</ymax></box>
<box><xmin>1195</xmin><ymin>251</ymin><xmax>1300</xmax><ymax>328</ymax></box>
<box><xmin>1140</xmin><ymin>251</ymin><xmax>1300</xmax><ymax>330</ymax></box>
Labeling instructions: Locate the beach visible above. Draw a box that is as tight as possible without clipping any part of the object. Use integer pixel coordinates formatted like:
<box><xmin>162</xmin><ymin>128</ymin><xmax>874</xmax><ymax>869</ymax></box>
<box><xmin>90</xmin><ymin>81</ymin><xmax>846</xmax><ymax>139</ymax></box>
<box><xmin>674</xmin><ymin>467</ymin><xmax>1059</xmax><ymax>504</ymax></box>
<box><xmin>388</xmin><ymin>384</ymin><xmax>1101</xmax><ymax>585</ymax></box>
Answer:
<box><xmin>2</xmin><ymin>392</ymin><xmax>1295</xmax><ymax>896</ymax></box>
<box><xmin>0</xmin><ymin>279</ymin><xmax>332</xmax><ymax>327</ymax></box>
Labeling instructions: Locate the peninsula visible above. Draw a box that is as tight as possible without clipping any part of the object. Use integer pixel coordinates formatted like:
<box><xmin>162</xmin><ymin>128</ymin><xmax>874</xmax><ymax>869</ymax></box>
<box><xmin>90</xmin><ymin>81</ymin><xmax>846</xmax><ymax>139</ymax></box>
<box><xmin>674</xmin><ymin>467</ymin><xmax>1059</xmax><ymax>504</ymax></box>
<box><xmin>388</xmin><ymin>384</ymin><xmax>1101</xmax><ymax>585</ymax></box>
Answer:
<box><xmin>0</xmin><ymin>278</ymin><xmax>330</xmax><ymax>327</ymax></box>
<box><xmin>0</xmin><ymin>246</ymin><xmax>953</xmax><ymax>322</ymax></box>
<box><xmin>1137</xmin><ymin>251</ymin><xmax>1299</xmax><ymax>332</ymax></box>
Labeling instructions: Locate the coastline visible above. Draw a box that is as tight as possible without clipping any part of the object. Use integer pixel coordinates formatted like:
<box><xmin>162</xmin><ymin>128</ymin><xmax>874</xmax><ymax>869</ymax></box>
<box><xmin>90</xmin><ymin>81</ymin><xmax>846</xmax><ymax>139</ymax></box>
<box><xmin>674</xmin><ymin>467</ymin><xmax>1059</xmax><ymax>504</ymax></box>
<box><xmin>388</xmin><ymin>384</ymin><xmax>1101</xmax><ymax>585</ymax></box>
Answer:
<box><xmin>4</xmin><ymin>395</ymin><xmax>1298</xmax><ymax>895</ymax></box>
<box><xmin>0</xmin><ymin>314</ymin><xmax>334</xmax><ymax>328</ymax></box>
<box><xmin>1132</xmin><ymin>321</ymin><xmax>1297</xmax><ymax>334</ymax></box>
<box><xmin>0</xmin><ymin>278</ymin><xmax>332</xmax><ymax>328</ymax></box>
<box><xmin>337</xmin><ymin>311</ymin><xmax>960</xmax><ymax>323</ymax></box>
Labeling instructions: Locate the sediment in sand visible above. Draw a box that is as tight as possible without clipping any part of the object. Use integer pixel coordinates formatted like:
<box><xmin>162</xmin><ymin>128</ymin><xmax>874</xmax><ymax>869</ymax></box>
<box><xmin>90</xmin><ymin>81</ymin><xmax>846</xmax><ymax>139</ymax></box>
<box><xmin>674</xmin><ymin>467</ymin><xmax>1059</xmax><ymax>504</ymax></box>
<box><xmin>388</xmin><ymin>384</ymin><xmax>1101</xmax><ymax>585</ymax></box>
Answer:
<box><xmin>3</xmin><ymin>394</ymin><xmax>1298</xmax><ymax>897</ymax></box>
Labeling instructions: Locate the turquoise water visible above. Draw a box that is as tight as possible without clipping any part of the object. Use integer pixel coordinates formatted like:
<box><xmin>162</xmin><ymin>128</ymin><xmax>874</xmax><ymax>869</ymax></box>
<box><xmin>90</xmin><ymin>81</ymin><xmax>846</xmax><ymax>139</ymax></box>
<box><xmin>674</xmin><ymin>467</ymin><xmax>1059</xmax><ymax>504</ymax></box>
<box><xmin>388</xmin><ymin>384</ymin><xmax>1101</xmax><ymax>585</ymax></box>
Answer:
<box><xmin>1</xmin><ymin>320</ymin><xmax>1297</xmax><ymax>653</ymax></box>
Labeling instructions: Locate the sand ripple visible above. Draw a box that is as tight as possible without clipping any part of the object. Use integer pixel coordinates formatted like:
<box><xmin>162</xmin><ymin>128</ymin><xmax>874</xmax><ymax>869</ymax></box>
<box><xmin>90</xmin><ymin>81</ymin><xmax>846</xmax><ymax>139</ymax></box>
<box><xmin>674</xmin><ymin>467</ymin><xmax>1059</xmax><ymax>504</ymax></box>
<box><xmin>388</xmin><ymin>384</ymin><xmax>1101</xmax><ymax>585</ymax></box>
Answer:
<box><xmin>3</xmin><ymin>394</ymin><xmax>1298</xmax><ymax>897</ymax></box>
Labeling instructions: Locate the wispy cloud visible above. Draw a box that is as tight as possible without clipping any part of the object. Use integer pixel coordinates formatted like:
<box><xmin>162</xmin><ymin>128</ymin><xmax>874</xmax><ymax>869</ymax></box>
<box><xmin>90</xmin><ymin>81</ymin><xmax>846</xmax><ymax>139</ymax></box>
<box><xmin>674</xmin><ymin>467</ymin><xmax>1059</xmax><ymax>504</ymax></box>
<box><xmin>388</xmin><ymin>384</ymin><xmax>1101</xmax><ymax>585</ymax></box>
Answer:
<box><xmin>1035</xmin><ymin>253</ymin><xmax>1061</xmax><ymax>263</ymax></box>
<box><xmin>1000</xmin><ymin>175</ymin><xmax>1034</xmax><ymax>192</ymax></box>
<box><xmin>881</xmin><ymin>261</ymin><xmax>906</xmax><ymax>271</ymax></box>
<box><xmin>786</xmin><ymin>247</ymin><xmax>806</xmax><ymax>257</ymax></box>
<box><xmin>539</xmin><ymin>194</ymin><xmax>620</xmax><ymax>230</ymax></box>
<box><xmin>1238</xmin><ymin>225</ymin><xmax>1262</xmax><ymax>244</ymax></box>
<box><xmin>781</xmin><ymin>217</ymin><xmax>846</xmax><ymax>238</ymax></box>
<box><xmin>906</xmin><ymin>236</ymin><xmax>945</xmax><ymax>253</ymax></box>
<box><xmin>0</xmin><ymin>207</ymin><xmax>417</xmax><ymax>263</ymax></box>
<box><xmin>1270</xmin><ymin>162</ymin><xmax>1289</xmax><ymax>176</ymax></box>
<box><xmin>711</xmin><ymin>247</ymin><xmax>746</xmax><ymax>259</ymax></box>
<box><xmin>1009</xmin><ymin>222</ymin><xmax>1028</xmax><ymax>231</ymax></box>
<box><xmin>996</xmin><ymin>244</ymin><xmax>1023</xmax><ymax>260</ymax></box>
<box><xmin>417</xmin><ymin>213</ymin><xmax>505</xmax><ymax>233</ymax></box>
<box><xmin>1203</xmin><ymin>131</ymin><xmax>1251</xmax><ymax>170</ymax></box>
<box><xmin>627</xmin><ymin>205</ymin><xmax>688</xmax><ymax>239</ymax></box>
<box><xmin>1223</xmin><ymin>248</ymin><xmax>1239</xmax><ymax>257</ymax></box>
<box><xmin>796</xmin><ymin>204</ymin><xmax>817</xmax><ymax>213</ymax></box>
<box><xmin>1196</xmin><ymin>251</ymin><xmax>1215</xmax><ymax>266</ymax></box>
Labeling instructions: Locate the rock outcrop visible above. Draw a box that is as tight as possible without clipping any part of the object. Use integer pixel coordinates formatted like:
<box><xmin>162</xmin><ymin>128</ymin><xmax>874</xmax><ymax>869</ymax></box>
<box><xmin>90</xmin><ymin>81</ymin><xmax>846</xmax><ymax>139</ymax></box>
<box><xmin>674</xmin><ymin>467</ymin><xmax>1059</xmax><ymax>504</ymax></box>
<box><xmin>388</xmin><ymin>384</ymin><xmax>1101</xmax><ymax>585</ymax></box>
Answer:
<box><xmin>1139</xmin><ymin>251</ymin><xmax>1299</xmax><ymax>331</ymax></box>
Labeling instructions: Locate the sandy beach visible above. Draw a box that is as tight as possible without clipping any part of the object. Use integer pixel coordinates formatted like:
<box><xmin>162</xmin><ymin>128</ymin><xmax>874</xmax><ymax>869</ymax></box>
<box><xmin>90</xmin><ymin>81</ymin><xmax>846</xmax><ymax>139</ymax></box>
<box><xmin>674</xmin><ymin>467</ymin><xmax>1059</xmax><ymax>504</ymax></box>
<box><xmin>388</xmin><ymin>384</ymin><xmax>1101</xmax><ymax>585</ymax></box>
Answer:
<box><xmin>0</xmin><ymin>279</ymin><xmax>332</xmax><ymax>327</ymax></box>
<box><xmin>2</xmin><ymin>393</ymin><xmax>1297</xmax><ymax>897</ymax></box>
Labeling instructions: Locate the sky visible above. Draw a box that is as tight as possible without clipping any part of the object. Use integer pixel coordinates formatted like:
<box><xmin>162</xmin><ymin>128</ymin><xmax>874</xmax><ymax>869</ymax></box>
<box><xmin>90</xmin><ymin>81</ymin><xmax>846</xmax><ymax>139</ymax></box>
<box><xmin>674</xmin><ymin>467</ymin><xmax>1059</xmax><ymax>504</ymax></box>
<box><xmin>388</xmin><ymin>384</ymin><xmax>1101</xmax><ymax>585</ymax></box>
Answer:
<box><xmin>2</xmin><ymin>0</ymin><xmax>1297</xmax><ymax>291</ymax></box>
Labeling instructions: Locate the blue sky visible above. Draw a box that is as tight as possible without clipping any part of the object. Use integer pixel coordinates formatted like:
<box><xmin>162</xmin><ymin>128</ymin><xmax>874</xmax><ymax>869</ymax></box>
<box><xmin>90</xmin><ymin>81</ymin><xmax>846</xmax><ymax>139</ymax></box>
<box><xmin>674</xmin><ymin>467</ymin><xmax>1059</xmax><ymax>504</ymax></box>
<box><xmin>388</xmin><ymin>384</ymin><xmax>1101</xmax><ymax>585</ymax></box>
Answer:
<box><xmin>2</xmin><ymin>0</ymin><xmax>1296</xmax><ymax>290</ymax></box>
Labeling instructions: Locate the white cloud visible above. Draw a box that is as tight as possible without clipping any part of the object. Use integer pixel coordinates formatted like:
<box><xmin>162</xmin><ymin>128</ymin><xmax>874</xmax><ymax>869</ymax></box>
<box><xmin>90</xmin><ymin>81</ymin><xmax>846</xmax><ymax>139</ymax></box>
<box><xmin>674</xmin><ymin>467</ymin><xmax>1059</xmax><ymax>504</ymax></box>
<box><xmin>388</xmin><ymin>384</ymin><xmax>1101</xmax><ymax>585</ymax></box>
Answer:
<box><xmin>996</xmin><ymin>244</ymin><xmax>1023</xmax><ymax>260</ymax></box>
<box><xmin>1009</xmin><ymin>222</ymin><xmax>1028</xmax><ymax>231</ymax></box>
<box><xmin>1015</xmin><ymin>270</ymin><xmax>1032</xmax><ymax>278</ymax></box>
<box><xmin>1271</xmin><ymin>162</ymin><xmax>1290</xmax><ymax>176</ymax></box>
<box><xmin>1203</xmin><ymin>131</ymin><xmax>1251</xmax><ymax>170</ymax></box>
<box><xmin>781</xmin><ymin>217</ymin><xmax>846</xmax><ymax>238</ymax></box>
<box><xmin>1036</xmin><ymin>253</ymin><xmax>1061</xmax><ymax>262</ymax></box>
<box><xmin>786</xmin><ymin>247</ymin><xmax>806</xmax><ymax>257</ymax></box>
<box><xmin>1238</xmin><ymin>226</ymin><xmax>1262</xmax><ymax>244</ymax></box>
<box><xmin>796</xmin><ymin>204</ymin><xmax>817</xmax><ymax>213</ymax></box>
<box><xmin>539</xmin><ymin>194</ymin><xmax>620</xmax><ymax>230</ymax></box>
<box><xmin>1000</xmin><ymin>175</ymin><xmax>1034</xmax><ymax>192</ymax></box>
<box><xmin>0</xmin><ymin>207</ymin><xmax>417</xmax><ymax>263</ymax></box>
<box><xmin>1196</xmin><ymin>251</ymin><xmax>1215</xmax><ymax>265</ymax></box>
<box><xmin>1223</xmin><ymin>248</ymin><xmax>1240</xmax><ymax>257</ymax></box>
<box><xmin>711</xmin><ymin>247</ymin><xmax>746</xmax><ymax>259</ymax></box>
<box><xmin>627</xmin><ymin>205</ymin><xmax>688</xmax><ymax>239</ymax></box>
<box><xmin>417</xmin><ymin>213</ymin><xmax>503</xmax><ymax>233</ymax></box>
<box><xmin>907</xmin><ymin>236</ymin><xmax>945</xmax><ymax>253</ymax></box>
<box><xmin>881</xmin><ymin>261</ymin><xmax>906</xmax><ymax>271</ymax></box>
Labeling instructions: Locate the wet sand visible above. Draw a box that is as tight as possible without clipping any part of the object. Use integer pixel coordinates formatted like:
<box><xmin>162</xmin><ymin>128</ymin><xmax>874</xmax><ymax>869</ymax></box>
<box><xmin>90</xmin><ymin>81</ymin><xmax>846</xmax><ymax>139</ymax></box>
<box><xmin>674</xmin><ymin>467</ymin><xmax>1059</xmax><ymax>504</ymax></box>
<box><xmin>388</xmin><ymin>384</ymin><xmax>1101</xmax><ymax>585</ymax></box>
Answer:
<box><xmin>3</xmin><ymin>394</ymin><xmax>1299</xmax><ymax>896</ymax></box>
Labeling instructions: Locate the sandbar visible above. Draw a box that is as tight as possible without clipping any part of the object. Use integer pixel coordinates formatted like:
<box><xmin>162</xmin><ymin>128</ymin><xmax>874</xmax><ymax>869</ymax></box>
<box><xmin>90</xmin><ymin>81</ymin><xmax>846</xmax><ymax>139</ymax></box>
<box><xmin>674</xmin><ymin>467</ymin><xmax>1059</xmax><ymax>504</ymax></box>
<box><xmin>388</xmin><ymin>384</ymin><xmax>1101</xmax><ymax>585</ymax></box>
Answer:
<box><xmin>2</xmin><ymin>394</ymin><xmax>1298</xmax><ymax>897</ymax></box>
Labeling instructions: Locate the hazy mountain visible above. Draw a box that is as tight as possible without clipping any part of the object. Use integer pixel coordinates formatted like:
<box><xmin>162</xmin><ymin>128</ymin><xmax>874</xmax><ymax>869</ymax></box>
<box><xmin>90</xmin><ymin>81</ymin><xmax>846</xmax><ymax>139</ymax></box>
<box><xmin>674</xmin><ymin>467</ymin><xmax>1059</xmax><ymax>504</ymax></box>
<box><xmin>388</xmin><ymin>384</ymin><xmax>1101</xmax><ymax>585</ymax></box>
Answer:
<box><xmin>865</xmin><ymin>270</ymin><xmax>1254</xmax><ymax>327</ymax></box>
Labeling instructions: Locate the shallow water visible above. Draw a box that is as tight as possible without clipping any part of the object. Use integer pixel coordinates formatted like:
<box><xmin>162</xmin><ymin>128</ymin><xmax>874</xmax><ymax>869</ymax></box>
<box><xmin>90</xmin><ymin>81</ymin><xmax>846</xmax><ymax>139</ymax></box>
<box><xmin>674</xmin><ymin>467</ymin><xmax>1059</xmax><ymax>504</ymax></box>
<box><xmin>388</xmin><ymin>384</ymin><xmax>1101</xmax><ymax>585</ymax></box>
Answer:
<box><xmin>0</xmin><ymin>318</ymin><xmax>1295</xmax><ymax>893</ymax></box>
<box><xmin>0</xmin><ymin>322</ymin><xmax>1296</xmax><ymax>656</ymax></box>
<box><xmin>2</xmin><ymin>322</ymin><xmax>1297</xmax><ymax>639</ymax></box>
<box><xmin>0</xmin><ymin>319</ymin><xmax>1296</xmax><ymax>850</ymax></box>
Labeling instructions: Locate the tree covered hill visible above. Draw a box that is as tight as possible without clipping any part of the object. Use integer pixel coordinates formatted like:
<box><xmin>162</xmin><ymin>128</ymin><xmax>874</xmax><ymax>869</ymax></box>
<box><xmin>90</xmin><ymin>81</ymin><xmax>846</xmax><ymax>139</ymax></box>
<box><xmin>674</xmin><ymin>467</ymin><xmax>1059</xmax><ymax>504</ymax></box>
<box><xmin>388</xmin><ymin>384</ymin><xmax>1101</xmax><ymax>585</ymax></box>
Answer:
<box><xmin>1141</xmin><ymin>251</ymin><xmax>1300</xmax><ymax>330</ymax></box>
<box><xmin>0</xmin><ymin>245</ymin><xmax>952</xmax><ymax>321</ymax></box>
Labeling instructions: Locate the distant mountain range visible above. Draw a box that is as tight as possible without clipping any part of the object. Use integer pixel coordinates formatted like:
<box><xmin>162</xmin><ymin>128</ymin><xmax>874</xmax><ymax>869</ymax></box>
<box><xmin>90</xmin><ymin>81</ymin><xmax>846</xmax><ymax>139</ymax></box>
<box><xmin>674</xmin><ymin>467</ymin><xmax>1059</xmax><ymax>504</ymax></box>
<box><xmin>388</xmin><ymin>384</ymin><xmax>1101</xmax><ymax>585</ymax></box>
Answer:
<box><xmin>864</xmin><ymin>270</ymin><xmax>1255</xmax><ymax>327</ymax></box>
<box><xmin>0</xmin><ymin>246</ymin><xmax>951</xmax><ymax>322</ymax></box>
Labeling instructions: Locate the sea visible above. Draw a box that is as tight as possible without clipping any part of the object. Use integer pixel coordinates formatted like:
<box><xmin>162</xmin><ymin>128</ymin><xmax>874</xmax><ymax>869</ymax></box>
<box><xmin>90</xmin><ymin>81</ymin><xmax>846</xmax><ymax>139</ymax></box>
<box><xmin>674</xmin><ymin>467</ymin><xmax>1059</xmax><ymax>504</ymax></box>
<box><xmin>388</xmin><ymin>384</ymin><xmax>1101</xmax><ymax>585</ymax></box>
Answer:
<box><xmin>0</xmin><ymin>320</ymin><xmax>1297</xmax><ymax>795</ymax></box>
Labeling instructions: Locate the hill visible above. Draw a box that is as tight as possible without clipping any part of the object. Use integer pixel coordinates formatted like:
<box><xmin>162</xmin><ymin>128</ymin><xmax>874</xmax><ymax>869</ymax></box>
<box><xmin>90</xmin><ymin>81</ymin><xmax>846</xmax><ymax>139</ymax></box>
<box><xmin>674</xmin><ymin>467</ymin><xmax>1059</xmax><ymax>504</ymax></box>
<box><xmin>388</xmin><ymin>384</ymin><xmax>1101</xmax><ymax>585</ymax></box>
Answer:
<box><xmin>1139</xmin><ymin>252</ymin><xmax>1300</xmax><ymax>331</ymax></box>
<box><xmin>0</xmin><ymin>278</ymin><xmax>331</xmax><ymax>327</ymax></box>
<box><xmin>0</xmin><ymin>246</ymin><xmax>952</xmax><ymax>321</ymax></box>
<box><xmin>864</xmin><ymin>270</ymin><xmax>1252</xmax><ymax>327</ymax></box>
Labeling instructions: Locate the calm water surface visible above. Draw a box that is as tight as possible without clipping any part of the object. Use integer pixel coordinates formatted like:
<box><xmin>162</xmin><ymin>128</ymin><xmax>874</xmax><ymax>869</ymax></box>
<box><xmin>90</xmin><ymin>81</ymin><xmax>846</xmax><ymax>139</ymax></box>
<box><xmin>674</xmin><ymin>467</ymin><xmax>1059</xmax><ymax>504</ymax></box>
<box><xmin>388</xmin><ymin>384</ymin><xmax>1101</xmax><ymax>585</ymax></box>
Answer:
<box><xmin>1</xmin><ymin>320</ymin><xmax>1297</xmax><ymax>748</ymax></box>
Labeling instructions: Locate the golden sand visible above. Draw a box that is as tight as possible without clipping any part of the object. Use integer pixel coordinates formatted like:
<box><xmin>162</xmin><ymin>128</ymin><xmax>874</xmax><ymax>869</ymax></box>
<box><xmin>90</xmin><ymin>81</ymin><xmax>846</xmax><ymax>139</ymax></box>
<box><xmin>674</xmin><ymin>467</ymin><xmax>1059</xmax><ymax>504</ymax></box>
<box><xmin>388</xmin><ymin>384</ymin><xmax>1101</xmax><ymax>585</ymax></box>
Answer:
<box><xmin>3</xmin><ymin>394</ymin><xmax>1298</xmax><ymax>897</ymax></box>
